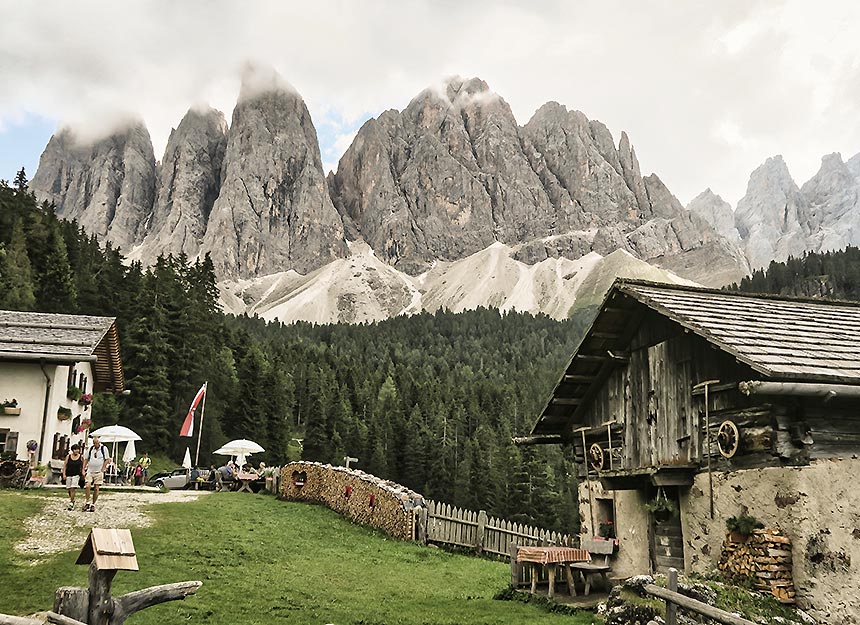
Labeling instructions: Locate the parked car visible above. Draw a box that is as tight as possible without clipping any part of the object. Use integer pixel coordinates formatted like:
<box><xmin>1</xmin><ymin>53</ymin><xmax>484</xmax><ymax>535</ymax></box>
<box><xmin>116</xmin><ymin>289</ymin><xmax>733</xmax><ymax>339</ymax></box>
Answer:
<box><xmin>149</xmin><ymin>467</ymin><xmax>211</xmax><ymax>490</ymax></box>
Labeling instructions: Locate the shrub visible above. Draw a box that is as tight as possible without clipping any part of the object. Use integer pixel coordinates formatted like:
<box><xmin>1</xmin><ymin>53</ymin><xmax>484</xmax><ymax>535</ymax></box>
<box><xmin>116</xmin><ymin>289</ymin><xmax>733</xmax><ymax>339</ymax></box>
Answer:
<box><xmin>726</xmin><ymin>514</ymin><xmax>764</xmax><ymax>536</ymax></box>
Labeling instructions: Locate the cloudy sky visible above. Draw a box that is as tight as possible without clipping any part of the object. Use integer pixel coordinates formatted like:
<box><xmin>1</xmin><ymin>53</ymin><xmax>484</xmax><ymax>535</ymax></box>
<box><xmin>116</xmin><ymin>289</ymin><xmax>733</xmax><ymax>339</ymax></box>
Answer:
<box><xmin>1</xmin><ymin>0</ymin><xmax>859</xmax><ymax>206</ymax></box>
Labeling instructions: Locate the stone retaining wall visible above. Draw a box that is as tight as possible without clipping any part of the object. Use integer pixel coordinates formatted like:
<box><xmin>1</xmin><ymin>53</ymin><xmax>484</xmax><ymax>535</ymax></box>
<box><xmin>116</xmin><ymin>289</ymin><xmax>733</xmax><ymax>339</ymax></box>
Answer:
<box><xmin>279</xmin><ymin>462</ymin><xmax>425</xmax><ymax>540</ymax></box>
<box><xmin>719</xmin><ymin>528</ymin><xmax>795</xmax><ymax>604</ymax></box>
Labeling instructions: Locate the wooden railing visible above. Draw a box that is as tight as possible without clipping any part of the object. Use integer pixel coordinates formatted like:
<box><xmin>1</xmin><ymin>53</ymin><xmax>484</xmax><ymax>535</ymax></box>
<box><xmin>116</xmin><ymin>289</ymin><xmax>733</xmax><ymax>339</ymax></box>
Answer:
<box><xmin>417</xmin><ymin>500</ymin><xmax>576</xmax><ymax>558</ymax></box>
<box><xmin>645</xmin><ymin>569</ymin><xmax>756</xmax><ymax>625</ymax></box>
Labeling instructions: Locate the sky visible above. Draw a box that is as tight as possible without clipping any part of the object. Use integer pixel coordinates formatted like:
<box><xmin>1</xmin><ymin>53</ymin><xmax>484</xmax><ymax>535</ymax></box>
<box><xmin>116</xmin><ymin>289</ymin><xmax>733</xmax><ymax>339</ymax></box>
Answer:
<box><xmin>1</xmin><ymin>0</ymin><xmax>859</xmax><ymax>206</ymax></box>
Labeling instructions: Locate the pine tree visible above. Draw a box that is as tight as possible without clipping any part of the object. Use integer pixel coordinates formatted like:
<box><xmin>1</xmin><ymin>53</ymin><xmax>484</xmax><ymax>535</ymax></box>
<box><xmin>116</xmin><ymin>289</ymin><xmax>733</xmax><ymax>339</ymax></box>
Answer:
<box><xmin>36</xmin><ymin>221</ymin><xmax>77</xmax><ymax>312</ymax></box>
<box><xmin>0</xmin><ymin>219</ymin><xmax>36</xmax><ymax>309</ymax></box>
<box><xmin>13</xmin><ymin>167</ymin><xmax>28</xmax><ymax>192</ymax></box>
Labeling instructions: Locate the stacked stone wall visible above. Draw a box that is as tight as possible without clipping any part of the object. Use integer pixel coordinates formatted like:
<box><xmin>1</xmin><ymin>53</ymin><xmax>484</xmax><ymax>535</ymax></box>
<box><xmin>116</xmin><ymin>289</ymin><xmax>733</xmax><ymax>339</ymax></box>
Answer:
<box><xmin>279</xmin><ymin>462</ymin><xmax>425</xmax><ymax>540</ymax></box>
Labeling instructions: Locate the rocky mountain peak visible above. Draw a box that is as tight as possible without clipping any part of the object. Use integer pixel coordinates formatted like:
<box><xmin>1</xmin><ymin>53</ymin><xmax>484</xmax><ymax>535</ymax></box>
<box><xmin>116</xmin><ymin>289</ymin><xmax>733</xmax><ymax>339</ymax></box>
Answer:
<box><xmin>129</xmin><ymin>106</ymin><xmax>228</xmax><ymax>263</ymax></box>
<box><xmin>31</xmin><ymin>120</ymin><xmax>156</xmax><ymax>250</ymax></box>
<box><xmin>199</xmin><ymin>66</ymin><xmax>346</xmax><ymax>278</ymax></box>
<box><xmin>687</xmin><ymin>188</ymin><xmax>740</xmax><ymax>243</ymax></box>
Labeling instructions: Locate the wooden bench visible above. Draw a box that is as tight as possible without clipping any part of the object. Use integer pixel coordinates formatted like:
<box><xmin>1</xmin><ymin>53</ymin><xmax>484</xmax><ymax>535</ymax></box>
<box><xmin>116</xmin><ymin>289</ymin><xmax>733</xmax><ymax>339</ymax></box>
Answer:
<box><xmin>516</xmin><ymin>546</ymin><xmax>591</xmax><ymax>599</ymax></box>
<box><xmin>569</xmin><ymin>536</ymin><xmax>614</xmax><ymax>595</ymax></box>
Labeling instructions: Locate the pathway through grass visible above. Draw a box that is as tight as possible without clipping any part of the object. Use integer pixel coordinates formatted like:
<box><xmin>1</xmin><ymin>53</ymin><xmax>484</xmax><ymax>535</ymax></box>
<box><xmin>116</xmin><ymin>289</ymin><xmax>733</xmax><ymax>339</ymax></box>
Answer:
<box><xmin>0</xmin><ymin>491</ymin><xmax>597</xmax><ymax>625</ymax></box>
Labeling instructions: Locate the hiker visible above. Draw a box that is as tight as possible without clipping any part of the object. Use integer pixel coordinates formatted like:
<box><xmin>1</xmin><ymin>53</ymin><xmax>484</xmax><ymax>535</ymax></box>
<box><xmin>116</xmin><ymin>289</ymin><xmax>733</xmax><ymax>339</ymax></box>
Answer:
<box><xmin>83</xmin><ymin>436</ymin><xmax>110</xmax><ymax>512</ymax></box>
<box><xmin>61</xmin><ymin>443</ymin><xmax>84</xmax><ymax>510</ymax></box>
<box><xmin>139</xmin><ymin>452</ymin><xmax>151</xmax><ymax>481</ymax></box>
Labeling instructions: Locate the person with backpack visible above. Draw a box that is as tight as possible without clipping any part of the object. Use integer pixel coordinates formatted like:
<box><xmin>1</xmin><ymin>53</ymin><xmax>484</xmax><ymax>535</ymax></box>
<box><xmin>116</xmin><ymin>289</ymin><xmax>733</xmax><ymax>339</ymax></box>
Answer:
<box><xmin>61</xmin><ymin>443</ymin><xmax>84</xmax><ymax>511</ymax></box>
<box><xmin>82</xmin><ymin>436</ymin><xmax>110</xmax><ymax>512</ymax></box>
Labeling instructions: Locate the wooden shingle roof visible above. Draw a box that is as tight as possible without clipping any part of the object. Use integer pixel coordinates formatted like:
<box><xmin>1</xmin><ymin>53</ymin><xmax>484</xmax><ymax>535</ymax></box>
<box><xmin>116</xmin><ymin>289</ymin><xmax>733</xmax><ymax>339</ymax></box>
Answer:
<box><xmin>0</xmin><ymin>310</ymin><xmax>125</xmax><ymax>392</ymax></box>
<box><xmin>620</xmin><ymin>281</ymin><xmax>860</xmax><ymax>382</ymax></box>
<box><xmin>529</xmin><ymin>279</ymin><xmax>860</xmax><ymax>439</ymax></box>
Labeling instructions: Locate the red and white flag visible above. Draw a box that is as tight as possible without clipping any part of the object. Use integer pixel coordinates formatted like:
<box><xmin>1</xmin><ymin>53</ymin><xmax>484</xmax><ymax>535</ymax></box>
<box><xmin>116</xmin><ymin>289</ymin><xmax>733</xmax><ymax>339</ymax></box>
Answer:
<box><xmin>180</xmin><ymin>383</ymin><xmax>207</xmax><ymax>437</ymax></box>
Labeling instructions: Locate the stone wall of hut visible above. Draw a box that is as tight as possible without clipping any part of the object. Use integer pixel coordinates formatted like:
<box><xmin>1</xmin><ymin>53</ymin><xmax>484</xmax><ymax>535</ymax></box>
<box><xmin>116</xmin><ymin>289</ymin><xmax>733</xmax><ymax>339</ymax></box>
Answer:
<box><xmin>682</xmin><ymin>458</ymin><xmax>860</xmax><ymax>623</ymax></box>
<box><xmin>279</xmin><ymin>462</ymin><xmax>425</xmax><ymax>540</ymax></box>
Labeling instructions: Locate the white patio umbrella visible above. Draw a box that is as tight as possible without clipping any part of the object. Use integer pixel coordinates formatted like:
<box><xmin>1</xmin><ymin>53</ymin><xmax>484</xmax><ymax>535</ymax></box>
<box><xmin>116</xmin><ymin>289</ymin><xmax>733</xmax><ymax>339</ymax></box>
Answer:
<box><xmin>182</xmin><ymin>447</ymin><xmax>192</xmax><ymax>469</ymax></box>
<box><xmin>122</xmin><ymin>439</ymin><xmax>137</xmax><ymax>464</ymax></box>
<box><xmin>89</xmin><ymin>425</ymin><xmax>141</xmax><ymax>443</ymax></box>
<box><xmin>213</xmin><ymin>439</ymin><xmax>265</xmax><ymax>455</ymax></box>
<box><xmin>235</xmin><ymin>452</ymin><xmax>247</xmax><ymax>467</ymax></box>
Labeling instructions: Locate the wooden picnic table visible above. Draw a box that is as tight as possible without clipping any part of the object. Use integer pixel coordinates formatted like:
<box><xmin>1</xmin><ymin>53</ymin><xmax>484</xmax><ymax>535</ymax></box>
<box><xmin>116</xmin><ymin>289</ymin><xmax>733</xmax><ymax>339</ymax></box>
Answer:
<box><xmin>235</xmin><ymin>472</ymin><xmax>260</xmax><ymax>493</ymax></box>
<box><xmin>516</xmin><ymin>546</ymin><xmax>591</xmax><ymax>598</ymax></box>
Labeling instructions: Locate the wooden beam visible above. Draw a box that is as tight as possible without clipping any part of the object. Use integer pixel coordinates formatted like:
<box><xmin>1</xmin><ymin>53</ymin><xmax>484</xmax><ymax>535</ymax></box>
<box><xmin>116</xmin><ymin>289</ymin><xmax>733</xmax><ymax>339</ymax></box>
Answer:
<box><xmin>590</xmin><ymin>332</ymin><xmax>622</xmax><ymax>340</ymax></box>
<box><xmin>551</xmin><ymin>398</ymin><xmax>582</xmax><ymax>406</ymax></box>
<box><xmin>511</xmin><ymin>435</ymin><xmax>565</xmax><ymax>446</ymax></box>
<box><xmin>563</xmin><ymin>374</ymin><xmax>596</xmax><ymax>382</ymax></box>
<box><xmin>644</xmin><ymin>584</ymin><xmax>757</xmax><ymax>625</ymax></box>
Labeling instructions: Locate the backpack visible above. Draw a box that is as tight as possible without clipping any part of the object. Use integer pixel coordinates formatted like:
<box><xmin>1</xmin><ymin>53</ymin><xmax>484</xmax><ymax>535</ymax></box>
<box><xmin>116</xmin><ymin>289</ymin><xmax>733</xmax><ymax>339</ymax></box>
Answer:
<box><xmin>87</xmin><ymin>445</ymin><xmax>108</xmax><ymax>464</ymax></box>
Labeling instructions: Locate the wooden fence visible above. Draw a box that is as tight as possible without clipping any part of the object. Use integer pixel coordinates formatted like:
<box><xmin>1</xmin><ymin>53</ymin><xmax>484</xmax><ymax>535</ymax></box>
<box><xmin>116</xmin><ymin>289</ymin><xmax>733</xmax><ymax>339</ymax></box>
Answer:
<box><xmin>417</xmin><ymin>500</ymin><xmax>576</xmax><ymax>558</ymax></box>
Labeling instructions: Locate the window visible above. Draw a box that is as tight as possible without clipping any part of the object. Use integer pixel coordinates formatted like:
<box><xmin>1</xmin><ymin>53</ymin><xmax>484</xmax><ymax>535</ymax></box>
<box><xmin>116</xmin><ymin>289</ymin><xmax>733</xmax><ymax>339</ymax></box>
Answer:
<box><xmin>67</xmin><ymin>365</ymin><xmax>76</xmax><ymax>389</ymax></box>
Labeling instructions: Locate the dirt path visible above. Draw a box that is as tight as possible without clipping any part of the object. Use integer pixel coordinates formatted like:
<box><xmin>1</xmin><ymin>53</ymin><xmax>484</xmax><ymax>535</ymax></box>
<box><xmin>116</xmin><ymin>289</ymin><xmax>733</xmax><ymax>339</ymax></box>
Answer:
<box><xmin>15</xmin><ymin>490</ymin><xmax>207</xmax><ymax>560</ymax></box>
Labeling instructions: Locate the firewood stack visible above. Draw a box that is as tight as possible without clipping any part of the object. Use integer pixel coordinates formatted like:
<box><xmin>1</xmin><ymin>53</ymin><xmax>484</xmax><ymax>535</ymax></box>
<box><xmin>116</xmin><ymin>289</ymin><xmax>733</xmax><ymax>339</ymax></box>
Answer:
<box><xmin>279</xmin><ymin>462</ymin><xmax>425</xmax><ymax>540</ymax></box>
<box><xmin>719</xmin><ymin>528</ymin><xmax>795</xmax><ymax>604</ymax></box>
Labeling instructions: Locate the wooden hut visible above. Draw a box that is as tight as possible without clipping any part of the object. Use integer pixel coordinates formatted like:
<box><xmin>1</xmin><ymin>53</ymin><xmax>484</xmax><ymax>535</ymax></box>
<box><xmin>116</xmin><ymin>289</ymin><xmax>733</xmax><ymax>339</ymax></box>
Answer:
<box><xmin>522</xmin><ymin>279</ymin><xmax>860</xmax><ymax>620</ymax></box>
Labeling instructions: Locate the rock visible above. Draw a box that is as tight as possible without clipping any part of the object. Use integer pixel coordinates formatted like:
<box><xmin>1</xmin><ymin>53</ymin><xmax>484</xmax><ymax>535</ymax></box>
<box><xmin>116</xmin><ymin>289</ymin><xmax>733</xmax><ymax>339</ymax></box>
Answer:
<box><xmin>623</xmin><ymin>574</ymin><xmax>655</xmax><ymax>593</ymax></box>
<box><xmin>200</xmin><ymin>65</ymin><xmax>347</xmax><ymax>278</ymax></box>
<box><xmin>734</xmin><ymin>152</ymin><xmax>860</xmax><ymax>271</ymax></box>
<box><xmin>131</xmin><ymin>106</ymin><xmax>228</xmax><ymax>262</ymax></box>
<box><xmin>687</xmin><ymin>188</ymin><xmax>741</xmax><ymax>244</ymax></box>
<box><xmin>31</xmin><ymin>121</ymin><xmax>157</xmax><ymax>250</ymax></box>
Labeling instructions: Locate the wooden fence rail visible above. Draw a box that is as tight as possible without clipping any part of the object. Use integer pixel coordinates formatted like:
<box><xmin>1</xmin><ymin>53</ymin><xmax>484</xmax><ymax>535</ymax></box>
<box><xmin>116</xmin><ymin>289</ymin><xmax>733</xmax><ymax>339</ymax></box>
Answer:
<box><xmin>419</xmin><ymin>500</ymin><xmax>576</xmax><ymax>558</ymax></box>
<box><xmin>645</xmin><ymin>569</ymin><xmax>757</xmax><ymax>625</ymax></box>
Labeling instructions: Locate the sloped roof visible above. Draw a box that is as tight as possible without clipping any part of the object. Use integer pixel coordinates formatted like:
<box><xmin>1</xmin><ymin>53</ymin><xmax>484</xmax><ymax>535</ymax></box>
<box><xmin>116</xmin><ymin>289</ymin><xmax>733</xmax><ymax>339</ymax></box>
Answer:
<box><xmin>0</xmin><ymin>310</ymin><xmax>125</xmax><ymax>392</ymax></box>
<box><xmin>530</xmin><ymin>279</ymin><xmax>860</xmax><ymax>438</ymax></box>
<box><xmin>620</xmin><ymin>282</ymin><xmax>860</xmax><ymax>381</ymax></box>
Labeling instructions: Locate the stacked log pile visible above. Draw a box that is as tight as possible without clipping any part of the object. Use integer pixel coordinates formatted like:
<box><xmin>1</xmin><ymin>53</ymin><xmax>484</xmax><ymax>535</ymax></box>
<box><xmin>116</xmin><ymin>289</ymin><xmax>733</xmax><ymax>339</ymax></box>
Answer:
<box><xmin>0</xmin><ymin>459</ymin><xmax>30</xmax><ymax>488</ymax></box>
<box><xmin>279</xmin><ymin>462</ymin><xmax>425</xmax><ymax>540</ymax></box>
<box><xmin>719</xmin><ymin>528</ymin><xmax>795</xmax><ymax>604</ymax></box>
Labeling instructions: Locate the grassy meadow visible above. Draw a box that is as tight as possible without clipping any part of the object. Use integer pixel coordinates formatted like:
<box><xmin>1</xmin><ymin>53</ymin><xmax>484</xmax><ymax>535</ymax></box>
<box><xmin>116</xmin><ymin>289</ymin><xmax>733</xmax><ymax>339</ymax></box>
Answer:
<box><xmin>0</xmin><ymin>491</ymin><xmax>597</xmax><ymax>625</ymax></box>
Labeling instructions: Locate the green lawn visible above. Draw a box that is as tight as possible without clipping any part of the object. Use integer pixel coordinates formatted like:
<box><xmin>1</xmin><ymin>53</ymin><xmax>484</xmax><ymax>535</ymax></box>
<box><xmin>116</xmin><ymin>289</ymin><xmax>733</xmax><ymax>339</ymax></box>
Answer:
<box><xmin>0</xmin><ymin>491</ymin><xmax>597</xmax><ymax>625</ymax></box>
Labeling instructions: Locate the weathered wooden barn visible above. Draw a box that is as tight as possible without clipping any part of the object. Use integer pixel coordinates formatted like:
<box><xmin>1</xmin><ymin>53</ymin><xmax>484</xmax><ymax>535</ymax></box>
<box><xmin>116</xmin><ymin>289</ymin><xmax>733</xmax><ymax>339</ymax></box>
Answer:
<box><xmin>523</xmin><ymin>279</ymin><xmax>860</xmax><ymax>620</ymax></box>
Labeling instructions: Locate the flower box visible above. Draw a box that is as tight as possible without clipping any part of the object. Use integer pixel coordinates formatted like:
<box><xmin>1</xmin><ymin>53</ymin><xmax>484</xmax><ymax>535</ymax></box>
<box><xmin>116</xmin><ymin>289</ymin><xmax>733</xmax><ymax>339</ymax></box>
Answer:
<box><xmin>3</xmin><ymin>407</ymin><xmax>21</xmax><ymax>416</ymax></box>
<box><xmin>57</xmin><ymin>407</ymin><xmax>73</xmax><ymax>421</ymax></box>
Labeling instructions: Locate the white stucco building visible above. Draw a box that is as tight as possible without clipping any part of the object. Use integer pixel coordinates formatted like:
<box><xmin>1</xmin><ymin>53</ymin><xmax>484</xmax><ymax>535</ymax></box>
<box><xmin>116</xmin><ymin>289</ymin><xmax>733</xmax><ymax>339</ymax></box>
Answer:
<box><xmin>0</xmin><ymin>310</ymin><xmax>124</xmax><ymax>472</ymax></box>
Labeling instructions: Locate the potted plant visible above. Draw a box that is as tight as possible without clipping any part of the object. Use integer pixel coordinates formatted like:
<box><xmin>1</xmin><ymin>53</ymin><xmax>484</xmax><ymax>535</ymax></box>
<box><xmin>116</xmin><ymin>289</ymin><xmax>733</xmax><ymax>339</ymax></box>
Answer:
<box><xmin>645</xmin><ymin>495</ymin><xmax>677</xmax><ymax>523</ymax></box>
<box><xmin>57</xmin><ymin>406</ymin><xmax>73</xmax><ymax>421</ymax></box>
<box><xmin>79</xmin><ymin>393</ymin><xmax>93</xmax><ymax>408</ymax></box>
<box><xmin>598</xmin><ymin>520</ymin><xmax>616</xmax><ymax>539</ymax></box>
<box><xmin>66</xmin><ymin>385</ymin><xmax>82</xmax><ymax>401</ymax></box>
<box><xmin>2</xmin><ymin>398</ymin><xmax>20</xmax><ymax>416</ymax></box>
<box><xmin>726</xmin><ymin>514</ymin><xmax>764</xmax><ymax>542</ymax></box>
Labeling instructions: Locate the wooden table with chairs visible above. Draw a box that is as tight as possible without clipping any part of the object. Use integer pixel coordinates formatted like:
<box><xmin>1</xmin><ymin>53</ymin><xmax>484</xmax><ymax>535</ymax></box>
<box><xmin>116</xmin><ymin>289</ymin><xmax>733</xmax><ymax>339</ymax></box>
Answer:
<box><xmin>516</xmin><ymin>546</ymin><xmax>592</xmax><ymax>598</ymax></box>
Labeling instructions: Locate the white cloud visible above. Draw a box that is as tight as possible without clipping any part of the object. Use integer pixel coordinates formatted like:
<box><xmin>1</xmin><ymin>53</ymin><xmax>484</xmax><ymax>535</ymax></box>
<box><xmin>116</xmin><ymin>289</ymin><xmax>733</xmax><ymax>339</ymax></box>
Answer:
<box><xmin>1</xmin><ymin>0</ymin><xmax>859</xmax><ymax>205</ymax></box>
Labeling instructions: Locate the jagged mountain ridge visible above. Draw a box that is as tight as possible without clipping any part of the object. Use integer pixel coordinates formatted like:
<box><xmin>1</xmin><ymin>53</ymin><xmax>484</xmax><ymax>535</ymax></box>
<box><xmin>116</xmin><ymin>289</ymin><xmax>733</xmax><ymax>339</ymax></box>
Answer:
<box><xmin>690</xmin><ymin>152</ymin><xmax>860</xmax><ymax>271</ymax></box>
<box><xmin>329</xmin><ymin>77</ymin><xmax>748</xmax><ymax>284</ymax></box>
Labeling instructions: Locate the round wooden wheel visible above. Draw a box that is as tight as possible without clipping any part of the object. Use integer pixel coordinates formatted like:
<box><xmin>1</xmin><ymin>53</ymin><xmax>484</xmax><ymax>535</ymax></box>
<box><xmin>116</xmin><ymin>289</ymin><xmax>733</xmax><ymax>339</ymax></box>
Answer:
<box><xmin>717</xmin><ymin>420</ymin><xmax>740</xmax><ymax>458</ymax></box>
<box><xmin>588</xmin><ymin>443</ymin><xmax>605</xmax><ymax>471</ymax></box>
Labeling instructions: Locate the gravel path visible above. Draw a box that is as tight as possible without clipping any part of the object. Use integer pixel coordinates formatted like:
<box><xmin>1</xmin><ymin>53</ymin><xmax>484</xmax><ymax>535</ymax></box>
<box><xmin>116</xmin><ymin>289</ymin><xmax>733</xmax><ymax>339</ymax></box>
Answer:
<box><xmin>15</xmin><ymin>490</ymin><xmax>207</xmax><ymax>560</ymax></box>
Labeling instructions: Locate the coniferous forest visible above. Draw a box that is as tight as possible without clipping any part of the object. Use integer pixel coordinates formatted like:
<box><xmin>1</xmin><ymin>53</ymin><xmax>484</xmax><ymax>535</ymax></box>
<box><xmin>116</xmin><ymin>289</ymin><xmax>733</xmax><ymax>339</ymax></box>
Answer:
<box><xmin>733</xmin><ymin>246</ymin><xmax>860</xmax><ymax>300</ymax></box>
<box><xmin>0</xmin><ymin>173</ymin><xmax>582</xmax><ymax>533</ymax></box>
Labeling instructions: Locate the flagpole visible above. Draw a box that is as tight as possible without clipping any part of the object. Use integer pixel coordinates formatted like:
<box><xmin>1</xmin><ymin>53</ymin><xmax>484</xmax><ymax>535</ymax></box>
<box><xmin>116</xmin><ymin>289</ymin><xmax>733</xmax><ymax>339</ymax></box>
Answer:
<box><xmin>194</xmin><ymin>382</ymin><xmax>207</xmax><ymax>467</ymax></box>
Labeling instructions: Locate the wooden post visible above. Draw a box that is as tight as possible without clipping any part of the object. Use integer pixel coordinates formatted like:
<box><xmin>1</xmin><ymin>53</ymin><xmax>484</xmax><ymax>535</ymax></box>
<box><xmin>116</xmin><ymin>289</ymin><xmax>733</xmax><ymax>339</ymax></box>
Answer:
<box><xmin>53</xmin><ymin>588</ymin><xmax>88</xmax><ymax>623</ymax></box>
<box><xmin>476</xmin><ymin>510</ymin><xmax>487</xmax><ymax>552</ymax></box>
<box><xmin>415</xmin><ymin>507</ymin><xmax>428</xmax><ymax>543</ymax></box>
<box><xmin>87</xmin><ymin>562</ymin><xmax>117</xmax><ymax>625</ymax></box>
<box><xmin>577</xmin><ymin>426</ymin><xmax>595</xmax><ymax>536</ymax></box>
<box><xmin>693</xmin><ymin>379</ymin><xmax>719</xmax><ymax>520</ymax></box>
<box><xmin>509</xmin><ymin>543</ymin><xmax>520</xmax><ymax>588</ymax></box>
<box><xmin>666</xmin><ymin>567</ymin><xmax>678</xmax><ymax>625</ymax></box>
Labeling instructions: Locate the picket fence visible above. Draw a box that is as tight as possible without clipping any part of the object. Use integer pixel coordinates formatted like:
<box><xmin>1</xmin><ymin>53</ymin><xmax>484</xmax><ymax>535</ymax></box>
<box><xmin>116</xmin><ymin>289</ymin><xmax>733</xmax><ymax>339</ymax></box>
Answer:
<box><xmin>417</xmin><ymin>499</ymin><xmax>576</xmax><ymax>558</ymax></box>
